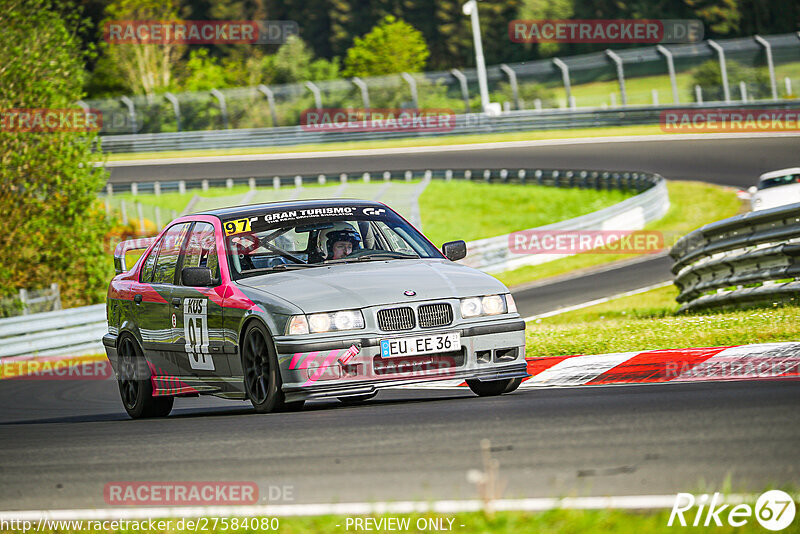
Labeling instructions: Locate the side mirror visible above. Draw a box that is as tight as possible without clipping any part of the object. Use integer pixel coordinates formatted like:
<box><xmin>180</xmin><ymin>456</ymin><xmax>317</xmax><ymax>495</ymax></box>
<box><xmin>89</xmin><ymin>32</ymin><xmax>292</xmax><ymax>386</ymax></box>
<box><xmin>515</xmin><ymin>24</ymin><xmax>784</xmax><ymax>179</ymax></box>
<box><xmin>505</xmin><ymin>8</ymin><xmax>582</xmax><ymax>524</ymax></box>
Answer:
<box><xmin>747</xmin><ymin>186</ymin><xmax>758</xmax><ymax>195</ymax></box>
<box><xmin>442</xmin><ymin>240</ymin><xmax>467</xmax><ymax>261</ymax></box>
<box><xmin>182</xmin><ymin>267</ymin><xmax>215</xmax><ymax>287</ymax></box>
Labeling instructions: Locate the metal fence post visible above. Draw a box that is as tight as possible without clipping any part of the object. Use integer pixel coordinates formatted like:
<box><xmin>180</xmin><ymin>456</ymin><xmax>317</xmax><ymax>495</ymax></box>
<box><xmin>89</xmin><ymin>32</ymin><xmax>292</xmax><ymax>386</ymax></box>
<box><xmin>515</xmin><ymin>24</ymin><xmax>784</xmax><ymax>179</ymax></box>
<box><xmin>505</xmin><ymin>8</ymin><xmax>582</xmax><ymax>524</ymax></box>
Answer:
<box><xmin>120</xmin><ymin>200</ymin><xmax>128</xmax><ymax>225</ymax></box>
<box><xmin>499</xmin><ymin>64</ymin><xmax>521</xmax><ymax>110</ymax></box>
<box><xmin>740</xmin><ymin>81</ymin><xmax>748</xmax><ymax>102</ymax></box>
<box><xmin>552</xmin><ymin>58</ymin><xmax>572</xmax><ymax>109</ymax></box>
<box><xmin>257</xmin><ymin>85</ymin><xmax>279</xmax><ymax>127</ymax></box>
<box><xmin>153</xmin><ymin>181</ymin><xmax>161</xmax><ymax>196</ymax></box>
<box><xmin>106</xmin><ymin>183</ymin><xmax>113</xmax><ymax>197</ymax></box>
<box><xmin>19</xmin><ymin>289</ymin><xmax>28</xmax><ymax>315</ymax></box>
<box><xmin>707</xmin><ymin>40</ymin><xmax>730</xmax><ymax>103</ymax></box>
<box><xmin>304</xmin><ymin>81</ymin><xmax>322</xmax><ymax>110</ymax></box>
<box><xmin>136</xmin><ymin>202</ymin><xmax>145</xmax><ymax>235</ymax></box>
<box><xmin>164</xmin><ymin>92</ymin><xmax>181</xmax><ymax>131</ymax></box>
<box><xmin>210</xmin><ymin>89</ymin><xmax>229</xmax><ymax>129</ymax></box>
<box><xmin>119</xmin><ymin>96</ymin><xmax>137</xmax><ymax>134</ymax></box>
<box><xmin>401</xmin><ymin>73</ymin><xmax>419</xmax><ymax>108</ymax></box>
<box><xmin>50</xmin><ymin>283</ymin><xmax>61</xmax><ymax>311</ymax></box>
<box><xmin>178</xmin><ymin>180</ymin><xmax>186</xmax><ymax>194</ymax></box>
<box><xmin>656</xmin><ymin>45</ymin><xmax>679</xmax><ymax>104</ymax></box>
<box><xmin>605</xmin><ymin>50</ymin><xmax>627</xmax><ymax>107</ymax></box>
<box><xmin>351</xmin><ymin>77</ymin><xmax>370</xmax><ymax>109</ymax></box>
<box><xmin>130</xmin><ymin>182</ymin><xmax>138</xmax><ymax>196</ymax></box>
<box><xmin>754</xmin><ymin>35</ymin><xmax>778</xmax><ymax>101</ymax></box>
<box><xmin>273</xmin><ymin>176</ymin><xmax>281</xmax><ymax>189</ymax></box>
<box><xmin>450</xmin><ymin>69</ymin><xmax>471</xmax><ymax>113</ymax></box>
<box><xmin>695</xmin><ymin>85</ymin><xmax>703</xmax><ymax>103</ymax></box>
<box><xmin>202</xmin><ymin>179</ymin><xmax>209</xmax><ymax>192</ymax></box>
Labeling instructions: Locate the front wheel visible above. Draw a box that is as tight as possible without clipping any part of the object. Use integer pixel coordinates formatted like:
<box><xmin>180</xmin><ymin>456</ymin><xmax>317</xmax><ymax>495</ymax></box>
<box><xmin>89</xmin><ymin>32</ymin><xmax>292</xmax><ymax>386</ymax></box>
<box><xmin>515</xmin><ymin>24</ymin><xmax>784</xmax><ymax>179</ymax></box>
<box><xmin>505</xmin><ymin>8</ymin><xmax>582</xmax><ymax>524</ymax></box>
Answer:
<box><xmin>117</xmin><ymin>335</ymin><xmax>174</xmax><ymax>419</ymax></box>
<box><xmin>242</xmin><ymin>322</ymin><xmax>287</xmax><ymax>414</ymax></box>
<box><xmin>466</xmin><ymin>378</ymin><xmax>517</xmax><ymax>397</ymax></box>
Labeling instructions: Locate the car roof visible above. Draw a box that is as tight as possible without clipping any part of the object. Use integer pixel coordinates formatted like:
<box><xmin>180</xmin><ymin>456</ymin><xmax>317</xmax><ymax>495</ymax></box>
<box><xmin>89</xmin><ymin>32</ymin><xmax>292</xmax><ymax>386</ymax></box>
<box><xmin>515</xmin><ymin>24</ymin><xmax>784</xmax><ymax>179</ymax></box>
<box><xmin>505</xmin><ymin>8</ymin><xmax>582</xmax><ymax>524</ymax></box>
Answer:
<box><xmin>758</xmin><ymin>167</ymin><xmax>800</xmax><ymax>181</ymax></box>
<box><xmin>194</xmin><ymin>198</ymin><xmax>388</xmax><ymax>220</ymax></box>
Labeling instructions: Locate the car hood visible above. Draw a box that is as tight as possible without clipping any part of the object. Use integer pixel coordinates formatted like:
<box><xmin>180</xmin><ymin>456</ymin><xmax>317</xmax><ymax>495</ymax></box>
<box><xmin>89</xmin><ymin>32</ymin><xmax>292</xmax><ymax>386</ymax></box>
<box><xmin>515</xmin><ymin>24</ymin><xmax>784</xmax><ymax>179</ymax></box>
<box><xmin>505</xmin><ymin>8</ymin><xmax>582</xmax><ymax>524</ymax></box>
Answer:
<box><xmin>754</xmin><ymin>183</ymin><xmax>800</xmax><ymax>210</ymax></box>
<box><xmin>236</xmin><ymin>259</ymin><xmax>507</xmax><ymax>313</ymax></box>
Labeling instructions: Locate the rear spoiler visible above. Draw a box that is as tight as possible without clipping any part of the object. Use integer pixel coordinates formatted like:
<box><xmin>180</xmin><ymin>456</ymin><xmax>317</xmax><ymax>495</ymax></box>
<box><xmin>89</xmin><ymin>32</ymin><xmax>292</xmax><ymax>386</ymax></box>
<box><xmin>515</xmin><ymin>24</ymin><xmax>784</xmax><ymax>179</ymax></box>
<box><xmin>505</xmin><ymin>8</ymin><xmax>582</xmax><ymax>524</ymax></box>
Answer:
<box><xmin>114</xmin><ymin>237</ymin><xmax>157</xmax><ymax>274</ymax></box>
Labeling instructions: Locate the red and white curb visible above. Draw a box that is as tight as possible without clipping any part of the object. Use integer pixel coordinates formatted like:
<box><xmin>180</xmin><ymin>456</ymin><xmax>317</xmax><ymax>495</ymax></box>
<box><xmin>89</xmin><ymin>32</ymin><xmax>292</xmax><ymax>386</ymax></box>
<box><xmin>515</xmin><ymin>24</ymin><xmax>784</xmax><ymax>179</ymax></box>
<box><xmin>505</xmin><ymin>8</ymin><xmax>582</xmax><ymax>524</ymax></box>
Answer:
<box><xmin>403</xmin><ymin>342</ymin><xmax>800</xmax><ymax>390</ymax></box>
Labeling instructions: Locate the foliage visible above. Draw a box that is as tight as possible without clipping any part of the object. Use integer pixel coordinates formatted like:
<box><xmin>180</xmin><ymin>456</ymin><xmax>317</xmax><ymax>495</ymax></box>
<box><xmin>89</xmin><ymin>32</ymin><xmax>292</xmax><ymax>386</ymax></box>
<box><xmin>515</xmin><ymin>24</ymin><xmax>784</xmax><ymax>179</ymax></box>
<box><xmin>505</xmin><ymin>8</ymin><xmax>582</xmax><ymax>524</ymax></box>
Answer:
<box><xmin>101</xmin><ymin>0</ymin><xmax>185</xmax><ymax>95</ymax></box>
<box><xmin>0</xmin><ymin>0</ymin><xmax>112</xmax><ymax>313</ymax></box>
<box><xmin>690</xmin><ymin>60</ymin><xmax>771</xmax><ymax>102</ymax></box>
<box><xmin>270</xmin><ymin>36</ymin><xmax>341</xmax><ymax>84</ymax></box>
<box><xmin>343</xmin><ymin>16</ymin><xmax>430</xmax><ymax>78</ymax></box>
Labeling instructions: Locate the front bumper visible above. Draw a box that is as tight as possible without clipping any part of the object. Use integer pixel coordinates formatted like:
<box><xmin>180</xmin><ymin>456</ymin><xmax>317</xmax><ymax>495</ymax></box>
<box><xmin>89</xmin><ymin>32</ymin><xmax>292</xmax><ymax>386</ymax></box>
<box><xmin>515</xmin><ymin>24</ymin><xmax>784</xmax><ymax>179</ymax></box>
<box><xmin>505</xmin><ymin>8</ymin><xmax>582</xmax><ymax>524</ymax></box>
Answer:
<box><xmin>274</xmin><ymin>318</ymin><xmax>527</xmax><ymax>402</ymax></box>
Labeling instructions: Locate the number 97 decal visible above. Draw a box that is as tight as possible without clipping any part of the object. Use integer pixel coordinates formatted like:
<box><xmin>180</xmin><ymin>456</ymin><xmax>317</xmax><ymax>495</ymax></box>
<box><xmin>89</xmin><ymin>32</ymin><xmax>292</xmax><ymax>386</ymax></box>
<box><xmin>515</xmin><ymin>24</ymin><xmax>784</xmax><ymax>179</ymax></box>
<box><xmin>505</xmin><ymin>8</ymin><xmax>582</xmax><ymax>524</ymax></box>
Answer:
<box><xmin>224</xmin><ymin>218</ymin><xmax>252</xmax><ymax>236</ymax></box>
<box><xmin>184</xmin><ymin>298</ymin><xmax>214</xmax><ymax>370</ymax></box>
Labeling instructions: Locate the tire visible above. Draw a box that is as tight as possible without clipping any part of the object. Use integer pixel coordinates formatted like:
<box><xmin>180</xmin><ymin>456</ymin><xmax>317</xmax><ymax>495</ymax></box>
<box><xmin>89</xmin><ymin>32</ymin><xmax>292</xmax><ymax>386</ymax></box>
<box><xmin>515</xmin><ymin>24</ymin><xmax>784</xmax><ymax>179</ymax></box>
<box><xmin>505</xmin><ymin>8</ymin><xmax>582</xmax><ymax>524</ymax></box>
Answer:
<box><xmin>503</xmin><ymin>377</ymin><xmax>522</xmax><ymax>394</ymax></box>
<box><xmin>117</xmin><ymin>335</ymin><xmax>174</xmax><ymax>419</ymax></box>
<box><xmin>466</xmin><ymin>378</ymin><xmax>516</xmax><ymax>397</ymax></box>
<box><xmin>338</xmin><ymin>392</ymin><xmax>378</xmax><ymax>405</ymax></box>
<box><xmin>241</xmin><ymin>322</ymin><xmax>287</xmax><ymax>414</ymax></box>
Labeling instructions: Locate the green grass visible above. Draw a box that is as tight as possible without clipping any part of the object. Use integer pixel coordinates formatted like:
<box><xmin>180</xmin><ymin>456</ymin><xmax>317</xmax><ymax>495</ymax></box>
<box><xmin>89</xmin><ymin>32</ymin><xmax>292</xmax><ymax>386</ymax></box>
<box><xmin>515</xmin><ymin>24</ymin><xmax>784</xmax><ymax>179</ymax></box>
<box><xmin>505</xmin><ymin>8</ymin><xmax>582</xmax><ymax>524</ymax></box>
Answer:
<box><xmin>496</xmin><ymin>181</ymin><xmax>742</xmax><ymax>288</ymax></box>
<box><xmin>526</xmin><ymin>284</ymin><xmax>800</xmax><ymax>357</ymax></box>
<box><xmin>102</xmin><ymin>124</ymin><xmax>666</xmax><ymax>160</ymax></box>
<box><xmin>23</xmin><ymin>508</ymin><xmax>790</xmax><ymax>534</ymax></box>
<box><xmin>419</xmin><ymin>181</ymin><xmax>631</xmax><ymax>245</ymax></box>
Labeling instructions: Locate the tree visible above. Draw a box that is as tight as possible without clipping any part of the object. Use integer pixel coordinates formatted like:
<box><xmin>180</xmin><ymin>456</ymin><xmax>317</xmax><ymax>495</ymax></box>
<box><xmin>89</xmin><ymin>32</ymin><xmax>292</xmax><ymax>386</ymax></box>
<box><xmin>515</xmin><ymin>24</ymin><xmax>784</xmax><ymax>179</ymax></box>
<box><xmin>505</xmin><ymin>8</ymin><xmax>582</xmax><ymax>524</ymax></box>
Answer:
<box><xmin>0</xmin><ymin>0</ymin><xmax>111</xmax><ymax>313</ymax></box>
<box><xmin>101</xmin><ymin>0</ymin><xmax>185</xmax><ymax>95</ymax></box>
<box><xmin>518</xmin><ymin>0</ymin><xmax>575</xmax><ymax>56</ymax></box>
<box><xmin>271</xmin><ymin>35</ymin><xmax>340</xmax><ymax>84</ymax></box>
<box><xmin>343</xmin><ymin>15</ymin><xmax>429</xmax><ymax>78</ymax></box>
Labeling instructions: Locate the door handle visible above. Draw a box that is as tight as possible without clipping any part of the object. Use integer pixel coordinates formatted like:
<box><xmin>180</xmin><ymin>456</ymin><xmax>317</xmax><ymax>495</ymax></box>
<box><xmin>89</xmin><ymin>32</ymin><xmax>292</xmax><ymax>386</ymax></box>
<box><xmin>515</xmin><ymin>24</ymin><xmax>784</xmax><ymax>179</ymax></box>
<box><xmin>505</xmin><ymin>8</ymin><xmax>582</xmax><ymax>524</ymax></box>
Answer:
<box><xmin>133</xmin><ymin>294</ymin><xmax>142</xmax><ymax>304</ymax></box>
<box><xmin>172</xmin><ymin>297</ymin><xmax>181</xmax><ymax>307</ymax></box>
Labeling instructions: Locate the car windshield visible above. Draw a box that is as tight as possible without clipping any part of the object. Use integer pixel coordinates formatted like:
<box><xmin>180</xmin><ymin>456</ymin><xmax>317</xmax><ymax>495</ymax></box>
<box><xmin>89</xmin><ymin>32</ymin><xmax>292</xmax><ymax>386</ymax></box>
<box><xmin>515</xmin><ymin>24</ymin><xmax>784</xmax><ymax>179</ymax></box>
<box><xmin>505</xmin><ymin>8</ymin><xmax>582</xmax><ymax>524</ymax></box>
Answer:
<box><xmin>758</xmin><ymin>173</ymin><xmax>800</xmax><ymax>190</ymax></box>
<box><xmin>223</xmin><ymin>204</ymin><xmax>442</xmax><ymax>279</ymax></box>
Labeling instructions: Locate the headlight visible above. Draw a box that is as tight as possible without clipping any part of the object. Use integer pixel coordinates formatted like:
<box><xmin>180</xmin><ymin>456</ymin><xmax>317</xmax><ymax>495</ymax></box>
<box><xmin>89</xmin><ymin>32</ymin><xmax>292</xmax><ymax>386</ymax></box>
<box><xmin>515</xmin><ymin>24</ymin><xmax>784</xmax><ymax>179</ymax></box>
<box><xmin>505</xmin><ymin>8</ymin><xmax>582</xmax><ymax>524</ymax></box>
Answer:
<box><xmin>460</xmin><ymin>294</ymin><xmax>514</xmax><ymax>318</ymax></box>
<box><xmin>286</xmin><ymin>310</ymin><xmax>365</xmax><ymax>335</ymax></box>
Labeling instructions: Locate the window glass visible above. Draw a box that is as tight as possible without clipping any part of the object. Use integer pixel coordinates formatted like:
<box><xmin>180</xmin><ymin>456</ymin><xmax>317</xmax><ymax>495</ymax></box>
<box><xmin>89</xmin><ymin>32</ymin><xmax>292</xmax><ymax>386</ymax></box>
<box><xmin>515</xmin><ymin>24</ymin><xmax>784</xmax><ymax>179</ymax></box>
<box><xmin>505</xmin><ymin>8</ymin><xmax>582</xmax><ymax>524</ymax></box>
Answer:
<box><xmin>153</xmin><ymin>223</ymin><xmax>191</xmax><ymax>285</ymax></box>
<box><xmin>181</xmin><ymin>222</ymin><xmax>219</xmax><ymax>284</ymax></box>
<box><xmin>759</xmin><ymin>173</ymin><xmax>800</xmax><ymax>190</ymax></box>
<box><xmin>139</xmin><ymin>241</ymin><xmax>160</xmax><ymax>283</ymax></box>
<box><xmin>222</xmin><ymin>205</ymin><xmax>441</xmax><ymax>279</ymax></box>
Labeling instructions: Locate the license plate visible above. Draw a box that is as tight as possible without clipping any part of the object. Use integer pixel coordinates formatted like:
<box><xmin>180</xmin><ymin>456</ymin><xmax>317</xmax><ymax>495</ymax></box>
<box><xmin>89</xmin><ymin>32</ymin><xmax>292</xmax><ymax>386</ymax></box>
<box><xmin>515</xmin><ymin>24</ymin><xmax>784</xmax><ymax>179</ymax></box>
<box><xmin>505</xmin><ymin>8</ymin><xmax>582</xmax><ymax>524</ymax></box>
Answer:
<box><xmin>380</xmin><ymin>332</ymin><xmax>460</xmax><ymax>358</ymax></box>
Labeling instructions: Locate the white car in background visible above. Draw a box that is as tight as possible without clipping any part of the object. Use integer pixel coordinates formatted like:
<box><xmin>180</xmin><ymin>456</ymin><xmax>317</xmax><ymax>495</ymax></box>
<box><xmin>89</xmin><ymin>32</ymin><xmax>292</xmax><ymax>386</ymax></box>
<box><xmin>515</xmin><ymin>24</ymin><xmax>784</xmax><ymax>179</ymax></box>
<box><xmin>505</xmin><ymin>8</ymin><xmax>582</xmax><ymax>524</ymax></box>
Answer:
<box><xmin>749</xmin><ymin>167</ymin><xmax>800</xmax><ymax>211</ymax></box>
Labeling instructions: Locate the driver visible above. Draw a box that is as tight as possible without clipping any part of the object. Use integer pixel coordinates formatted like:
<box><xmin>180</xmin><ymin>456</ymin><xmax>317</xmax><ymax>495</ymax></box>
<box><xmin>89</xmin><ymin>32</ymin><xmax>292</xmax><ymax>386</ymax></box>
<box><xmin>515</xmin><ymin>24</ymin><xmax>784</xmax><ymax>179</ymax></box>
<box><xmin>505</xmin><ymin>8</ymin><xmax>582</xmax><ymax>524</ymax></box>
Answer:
<box><xmin>326</xmin><ymin>228</ymin><xmax>362</xmax><ymax>260</ymax></box>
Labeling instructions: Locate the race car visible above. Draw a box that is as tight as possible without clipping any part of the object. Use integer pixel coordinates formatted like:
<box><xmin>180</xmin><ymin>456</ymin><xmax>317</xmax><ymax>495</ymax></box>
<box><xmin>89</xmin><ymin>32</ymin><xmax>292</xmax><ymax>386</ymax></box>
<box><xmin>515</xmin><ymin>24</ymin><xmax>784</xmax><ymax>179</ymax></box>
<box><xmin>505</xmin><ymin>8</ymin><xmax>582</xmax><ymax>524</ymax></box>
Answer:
<box><xmin>104</xmin><ymin>199</ymin><xmax>528</xmax><ymax>418</ymax></box>
<box><xmin>748</xmin><ymin>167</ymin><xmax>800</xmax><ymax>211</ymax></box>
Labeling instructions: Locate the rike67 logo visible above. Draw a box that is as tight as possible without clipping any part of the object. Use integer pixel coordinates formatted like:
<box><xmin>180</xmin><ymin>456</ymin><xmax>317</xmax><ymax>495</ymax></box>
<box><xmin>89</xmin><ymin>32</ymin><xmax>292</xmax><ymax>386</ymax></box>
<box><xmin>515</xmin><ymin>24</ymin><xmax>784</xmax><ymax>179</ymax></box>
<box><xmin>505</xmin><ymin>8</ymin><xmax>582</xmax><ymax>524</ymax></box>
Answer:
<box><xmin>669</xmin><ymin>491</ymin><xmax>795</xmax><ymax>530</ymax></box>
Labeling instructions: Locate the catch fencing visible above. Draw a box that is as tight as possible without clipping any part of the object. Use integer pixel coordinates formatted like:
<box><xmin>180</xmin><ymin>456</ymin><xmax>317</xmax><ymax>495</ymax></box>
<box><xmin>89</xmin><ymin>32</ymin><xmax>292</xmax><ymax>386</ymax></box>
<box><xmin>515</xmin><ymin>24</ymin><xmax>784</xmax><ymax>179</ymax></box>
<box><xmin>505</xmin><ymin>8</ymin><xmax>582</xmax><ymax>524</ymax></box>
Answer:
<box><xmin>87</xmin><ymin>33</ymin><xmax>800</xmax><ymax>139</ymax></box>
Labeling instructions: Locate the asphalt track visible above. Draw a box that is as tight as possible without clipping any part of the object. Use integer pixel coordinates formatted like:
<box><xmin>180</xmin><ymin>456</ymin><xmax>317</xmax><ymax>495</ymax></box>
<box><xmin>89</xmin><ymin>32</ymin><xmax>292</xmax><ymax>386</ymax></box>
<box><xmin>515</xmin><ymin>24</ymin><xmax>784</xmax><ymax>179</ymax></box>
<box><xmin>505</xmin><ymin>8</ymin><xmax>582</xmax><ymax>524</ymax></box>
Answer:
<box><xmin>106</xmin><ymin>136</ymin><xmax>800</xmax><ymax>188</ymax></box>
<box><xmin>2</xmin><ymin>135</ymin><xmax>797</xmax><ymax>512</ymax></box>
<box><xmin>0</xmin><ymin>378</ymin><xmax>797</xmax><ymax>511</ymax></box>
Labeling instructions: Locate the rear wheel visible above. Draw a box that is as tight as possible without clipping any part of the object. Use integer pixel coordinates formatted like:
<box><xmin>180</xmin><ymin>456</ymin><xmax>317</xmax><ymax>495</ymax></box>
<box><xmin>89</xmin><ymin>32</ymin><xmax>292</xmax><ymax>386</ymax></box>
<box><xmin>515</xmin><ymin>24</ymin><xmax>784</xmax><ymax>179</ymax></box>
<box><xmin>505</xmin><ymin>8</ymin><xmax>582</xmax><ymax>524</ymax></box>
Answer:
<box><xmin>117</xmin><ymin>335</ymin><xmax>174</xmax><ymax>419</ymax></box>
<box><xmin>466</xmin><ymin>378</ymin><xmax>516</xmax><ymax>397</ymax></box>
<box><xmin>242</xmin><ymin>322</ymin><xmax>286</xmax><ymax>414</ymax></box>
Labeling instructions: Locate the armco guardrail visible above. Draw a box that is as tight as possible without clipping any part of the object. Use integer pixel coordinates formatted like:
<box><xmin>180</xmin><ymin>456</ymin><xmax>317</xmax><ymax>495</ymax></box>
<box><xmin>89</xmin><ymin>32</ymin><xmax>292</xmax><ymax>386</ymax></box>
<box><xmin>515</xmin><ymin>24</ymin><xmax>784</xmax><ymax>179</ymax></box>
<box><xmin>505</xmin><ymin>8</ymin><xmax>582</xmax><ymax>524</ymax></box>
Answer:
<box><xmin>670</xmin><ymin>202</ymin><xmax>800</xmax><ymax>312</ymax></box>
<box><xmin>459</xmin><ymin>171</ymin><xmax>668</xmax><ymax>273</ymax></box>
<box><xmin>98</xmin><ymin>100</ymin><xmax>800</xmax><ymax>154</ymax></box>
<box><xmin>0</xmin><ymin>305</ymin><xmax>106</xmax><ymax>359</ymax></box>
